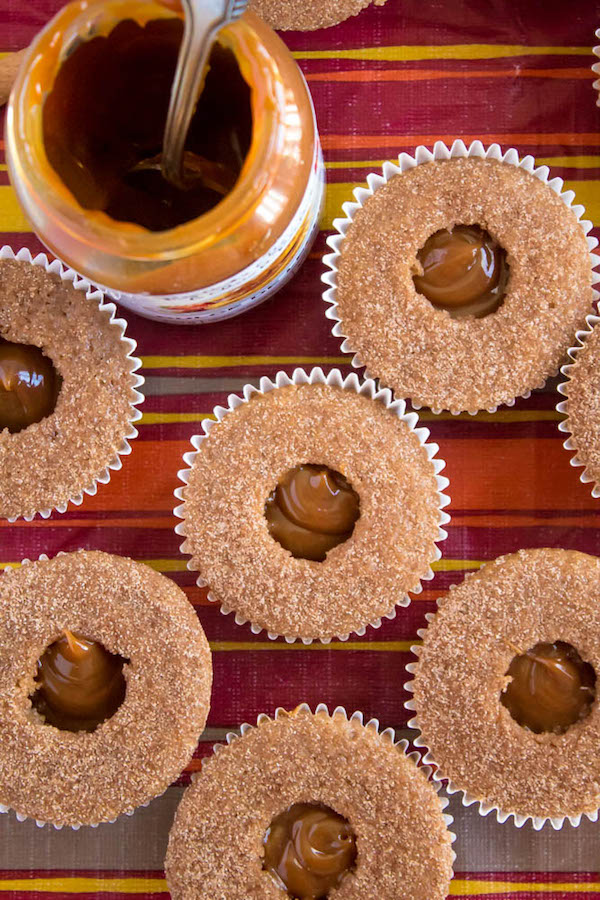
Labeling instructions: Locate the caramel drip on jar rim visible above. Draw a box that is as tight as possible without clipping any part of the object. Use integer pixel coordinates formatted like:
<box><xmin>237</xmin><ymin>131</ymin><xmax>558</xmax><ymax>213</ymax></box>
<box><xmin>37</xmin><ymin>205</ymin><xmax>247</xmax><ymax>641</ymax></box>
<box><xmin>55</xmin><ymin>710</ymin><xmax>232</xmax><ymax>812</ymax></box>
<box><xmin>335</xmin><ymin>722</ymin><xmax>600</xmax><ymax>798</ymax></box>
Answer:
<box><xmin>264</xmin><ymin>802</ymin><xmax>357</xmax><ymax>898</ymax></box>
<box><xmin>501</xmin><ymin>640</ymin><xmax>596</xmax><ymax>734</ymax></box>
<box><xmin>32</xmin><ymin>629</ymin><xmax>127</xmax><ymax>733</ymax></box>
<box><xmin>265</xmin><ymin>465</ymin><xmax>360</xmax><ymax>562</ymax></box>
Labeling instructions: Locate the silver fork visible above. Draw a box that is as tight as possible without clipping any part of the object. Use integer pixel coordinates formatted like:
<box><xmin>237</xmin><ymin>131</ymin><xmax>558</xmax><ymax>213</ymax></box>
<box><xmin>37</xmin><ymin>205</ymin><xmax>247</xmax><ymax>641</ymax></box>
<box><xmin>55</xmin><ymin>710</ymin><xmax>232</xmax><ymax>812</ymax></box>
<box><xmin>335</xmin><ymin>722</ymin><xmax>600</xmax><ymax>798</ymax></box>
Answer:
<box><xmin>161</xmin><ymin>0</ymin><xmax>249</xmax><ymax>189</ymax></box>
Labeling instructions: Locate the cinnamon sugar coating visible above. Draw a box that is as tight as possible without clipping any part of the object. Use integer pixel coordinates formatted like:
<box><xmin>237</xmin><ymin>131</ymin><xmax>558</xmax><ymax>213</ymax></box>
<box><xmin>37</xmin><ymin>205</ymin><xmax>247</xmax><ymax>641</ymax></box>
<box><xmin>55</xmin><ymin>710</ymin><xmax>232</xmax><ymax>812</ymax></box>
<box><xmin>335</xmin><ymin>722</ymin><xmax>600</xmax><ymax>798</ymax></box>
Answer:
<box><xmin>0</xmin><ymin>259</ymin><xmax>140</xmax><ymax>520</ymax></box>
<box><xmin>561</xmin><ymin>322</ymin><xmax>600</xmax><ymax>489</ymax></box>
<box><xmin>335</xmin><ymin>158</ymin><xmax>594</xmax><ymax>413</ymax></box>
<box><xmin>180</xmin><ymin>382</ymin><xmax>443</xmax><ymax>641</ymax></box>
<box><xmin>412</xmin><ymin>548</ymin><xmax>600</xmax><ymax>820</ymax></box>
<box><xmin>166</xmin><ymin>708</ymin><xmax>454</xmax><ymax>900</ymax></box>
<box><xmin>0</xmin><ymin>551</ymin><xmax>212</xmax><ymax>827</ymax></box>
<box><xmin>249</xmin><ymin>0</ymin><xmax>387</xmax><ymax>30</ymax></box>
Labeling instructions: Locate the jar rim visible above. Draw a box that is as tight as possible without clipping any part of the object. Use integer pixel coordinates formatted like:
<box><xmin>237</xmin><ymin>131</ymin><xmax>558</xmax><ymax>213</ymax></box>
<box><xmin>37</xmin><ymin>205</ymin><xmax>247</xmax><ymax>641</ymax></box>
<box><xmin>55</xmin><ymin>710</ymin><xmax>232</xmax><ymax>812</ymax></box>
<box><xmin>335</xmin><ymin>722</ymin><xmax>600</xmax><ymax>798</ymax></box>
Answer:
<box><xmin>6</xmin><ymin>2</ymin><xmax>308</xmax><ymax>262</ymax></box>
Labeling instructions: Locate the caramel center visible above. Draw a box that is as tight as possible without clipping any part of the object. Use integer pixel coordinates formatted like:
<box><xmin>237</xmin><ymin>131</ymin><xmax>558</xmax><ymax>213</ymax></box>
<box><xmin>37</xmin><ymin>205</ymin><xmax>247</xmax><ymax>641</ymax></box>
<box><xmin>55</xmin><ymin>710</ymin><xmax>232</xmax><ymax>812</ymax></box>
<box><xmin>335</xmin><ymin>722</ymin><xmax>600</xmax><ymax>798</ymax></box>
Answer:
<box><xmin>413</xmin><ymin>224</ymin><xmax>508</xmax><ymax>318</ymax></box>
<box><xmin>31</xmin><ymin>630</ymin><xmax>127</xmax><ymax>732</ymax></box>
<box><xmin>264</xmin><ymin>803</ymin><xmax>357</xmax><ymax>899</ymax></box>
<box><xmin>0</xmin><ymin>338</ymin><xmax>60</xmax><ymax>433</ymax></box>
<box><xmin>501</xmin><ymin>641</ymin><xmax>596</xmax><ymax>734</ymax></box>
<box><xmin>265</xmin><ymin>465</ymin><xmax>360</xmax><ymax>562</ymax></box>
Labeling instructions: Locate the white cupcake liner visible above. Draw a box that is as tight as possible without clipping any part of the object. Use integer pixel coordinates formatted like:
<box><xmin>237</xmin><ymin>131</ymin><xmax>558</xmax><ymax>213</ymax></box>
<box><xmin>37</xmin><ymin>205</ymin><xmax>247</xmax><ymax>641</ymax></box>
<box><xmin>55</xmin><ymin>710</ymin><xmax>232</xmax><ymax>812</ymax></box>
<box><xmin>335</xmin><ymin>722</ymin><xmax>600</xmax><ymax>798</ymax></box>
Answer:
<box><xmin>0</xmin><ymin>552</ymin><xmax>171</xmax><ymax>829</ymax></box>
<box><xmin>209</xmin><ymin>702</ymin><xmax>456</xmax><ymax>865</ymax></box>
<box><xmin>174</xmin><ymin>366</ymin><xmax>451</xmax><ymax>643</ymax></box>
<box><xmin>403</xmin><ymin>597</ymin><xmax>600</xmax><ymax>831</ymax></box>
<box><xmin>556</xmin><ymin>313</ymin><xmax>600</xmax><ymax>497</ymax></box>
<box><xmin>0</xmin><ymin>245</ymin><xmax>144</xmax><ymax>522</ymax></box>
<box><xmin>321</xmin><ymin>139</ymin><xmax>600</xmax><ymax>415</ymax></box>
<box><xmin>593</xmin><ymin>29</ymin><xmax>600</xmax><ymax>106</ymax></box>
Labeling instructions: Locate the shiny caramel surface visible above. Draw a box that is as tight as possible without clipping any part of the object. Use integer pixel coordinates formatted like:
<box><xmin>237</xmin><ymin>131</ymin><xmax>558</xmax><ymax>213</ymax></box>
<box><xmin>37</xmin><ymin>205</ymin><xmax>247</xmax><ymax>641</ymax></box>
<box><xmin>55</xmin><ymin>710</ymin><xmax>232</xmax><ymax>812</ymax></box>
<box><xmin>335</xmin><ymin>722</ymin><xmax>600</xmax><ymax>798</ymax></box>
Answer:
<box><xmin>32</xmin><ymin>630</ymin><xmax>126</xmax><ymax>732</ymax></box>
<box><xmin>413</xmin><ymin>224</ymin><xmax>508</xmax><ymax>318</ymax></box>
<box><xmin>501</xmin><ymin>641</ymin><xmax>596</xmax><ymax>734</ymax></box>
<box><xmin>265</xmin><ymin>465</ymin><xmax>360</xmax><ymax>562</ymax></box>
<box><xmin>43</xmin><ymin>18</ymin><xmax>252</xmax><ymax>232</ymax></box>
<box><xmin>0</xmin><ymin>338</ymin><xmax>60</xmax><ymax>433</ymax></box>
<box><xmin>263</xmin><ymin>802</ymin><xmax>356</xmax><ymax>898</ymax></box>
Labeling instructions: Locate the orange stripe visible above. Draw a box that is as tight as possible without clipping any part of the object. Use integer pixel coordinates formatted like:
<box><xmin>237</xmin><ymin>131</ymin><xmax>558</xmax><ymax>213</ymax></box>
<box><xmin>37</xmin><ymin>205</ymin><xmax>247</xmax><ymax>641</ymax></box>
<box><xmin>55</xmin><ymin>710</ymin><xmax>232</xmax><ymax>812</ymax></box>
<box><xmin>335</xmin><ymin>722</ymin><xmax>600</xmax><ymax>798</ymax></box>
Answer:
<box><xmin>451</xmin><ymin>513</ymin><xmax>600</xmax><ymax>528</ymax></box>
<box><xmin>0</xmin><ymin>516</ymin><xmax>175</xmax><ymax>529</ymax></box>
<box><xmin>307</xmin><ymin>68</ymin><xmax>593</xmax><ymax>83</ymax></box>
<box><xmin>445</xmin><ymin>439</ymin><xmax>599</xmax><ymax>511</ymax></box>
<box><xmin>321</xmin><ymin>132</ymin><xmax>600</xmax><ymax>150</ymax></box>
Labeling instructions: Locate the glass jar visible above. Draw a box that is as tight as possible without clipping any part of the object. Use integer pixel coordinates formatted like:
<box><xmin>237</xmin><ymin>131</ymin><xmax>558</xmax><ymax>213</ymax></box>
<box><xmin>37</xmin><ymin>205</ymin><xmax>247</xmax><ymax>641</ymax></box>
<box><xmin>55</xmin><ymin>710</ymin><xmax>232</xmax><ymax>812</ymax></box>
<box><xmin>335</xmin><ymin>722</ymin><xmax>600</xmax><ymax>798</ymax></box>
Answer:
<box><xmin>6</xmin><ymin>0</ymin><xmax>324</xmax><ymax>323</ymax></box>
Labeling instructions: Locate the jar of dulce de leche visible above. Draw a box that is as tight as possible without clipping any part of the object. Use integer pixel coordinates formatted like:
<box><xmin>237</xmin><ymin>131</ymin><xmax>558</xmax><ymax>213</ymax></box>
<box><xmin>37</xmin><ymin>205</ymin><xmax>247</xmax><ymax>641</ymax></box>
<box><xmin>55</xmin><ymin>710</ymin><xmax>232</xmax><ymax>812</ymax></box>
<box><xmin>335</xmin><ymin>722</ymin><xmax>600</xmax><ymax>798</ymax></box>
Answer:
<box><xmin>6</xmin><ymin>0</ymin><xmax>324</xmax><ymax>323</ymax></box>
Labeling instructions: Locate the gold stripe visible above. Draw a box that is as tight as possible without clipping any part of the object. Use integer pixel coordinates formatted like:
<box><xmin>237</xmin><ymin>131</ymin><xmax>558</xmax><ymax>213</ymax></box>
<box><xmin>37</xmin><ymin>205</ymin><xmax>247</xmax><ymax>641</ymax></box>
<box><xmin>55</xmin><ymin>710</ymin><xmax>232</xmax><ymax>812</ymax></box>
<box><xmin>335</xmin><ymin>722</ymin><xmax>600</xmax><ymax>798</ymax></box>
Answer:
<box><xmin>326</xmin><ymin>155</ymin><xmax>600</xmax><ymax>170</ymax></box>
<box><xmin>293</xmin><ymin>44</ymin><xmax>592</xmax><ymax>62</ymax></box>
<box><xmin>0</xmin><ymin>876</ymin><xmax>595</xmax><ymax>894</ymax></box>
<box><xmin>0</xmin><ymin>558</ymin><xmax>480</xmax><ymax>572</ymax></box>
<box><xmin>0</xmin><ymin>186</ymin><xmax>31</xmax><ymax>231</ymax></box>
<box><xmin>450</xmin><ymin>881</ymin><xmax>600</xmax><ymax>895</ymax></box>
<box><xmin>209</xmin><ymin>640</ymin><xmax>416</xmax><ymax>651</ymax></box>
<box><xmin>141</xmin><ymin>355</ymin><xmax>349</xmax><ymax>369</ymax></box>
<box><xmin>0</xmin><ymin>877</ymin><xmax>167</xmax><ymax>893</ymax></box>
<box><xmin>324</xmin><ymin>180</ymin><xmax>600</xmax><ymax>231</ymax></box>
<box><xmin>138</xmin><ymin>410</ymin><xmax>562</xmax><ymax>426</ymax></box>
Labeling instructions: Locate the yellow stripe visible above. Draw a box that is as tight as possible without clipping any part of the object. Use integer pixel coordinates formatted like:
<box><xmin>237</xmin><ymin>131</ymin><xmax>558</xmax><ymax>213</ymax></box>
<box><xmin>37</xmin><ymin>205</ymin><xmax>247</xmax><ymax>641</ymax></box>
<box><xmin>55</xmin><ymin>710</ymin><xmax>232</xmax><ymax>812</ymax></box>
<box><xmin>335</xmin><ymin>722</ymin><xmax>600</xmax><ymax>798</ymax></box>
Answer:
<box><xmin>0</xmin><ymin>877</ymin><xmax>166</xmax><ymax>893</ymax></box>
<box><xmin>210</xmin><ymin>640</ymin><xmax>416</xmax><ymax>651</ymax></box>
<box><xmin>141</xmin><ymin>355</ymin><xmax>349</xmax><ymax>369</ymax></box>
<box><xmin>0</xmin><ymin>558</ymin><xmax>478</xmax><ymax>572</ymax></box>
<box><xmin>324</xmin><ymin>180</ymin><xmax>600</xmax><ymax>231</ymax></box>
<box><xmin>293</xmin><ymin>44</ymin><xmax>592</xmax><ymax>62</ymax></box>
<box><xmin>450</xmin><ymin>881</ymin><xmax>600</xmax><ymax>895</ymax></box>
<box><xmin>139</xmin><ymin>410</ymin><xmax>561</xmax><ymax>426</ymax></box>
<box><xmin>0</xmin><ymin>186</ymin><xmax>31</xmax><ymax>231</ymax></box>
<box><xmin>433</xmin><ymin>559</ymin><xmax>483</xmax><ymax>571</ymax></box>
<box><xmin>0</xmin><ymin>876</ymin><xmax>596</xmax><ymax>894</ymax></box>
<box><xmin>326</xmin><ymin>155</ymin><xmax>600</xmax><ymax>170</ymax></box>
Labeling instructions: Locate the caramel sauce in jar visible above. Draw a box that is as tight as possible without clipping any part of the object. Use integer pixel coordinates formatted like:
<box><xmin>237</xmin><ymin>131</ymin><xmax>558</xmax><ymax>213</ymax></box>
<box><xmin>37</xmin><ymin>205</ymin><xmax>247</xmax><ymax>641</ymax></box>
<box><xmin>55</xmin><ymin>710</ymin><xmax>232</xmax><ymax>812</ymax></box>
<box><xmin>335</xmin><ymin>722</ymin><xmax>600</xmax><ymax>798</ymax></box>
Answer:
<box><xmin>413</xmin><ymin>224</ymin><xmax>509</xmax><ymax>318</ymax></box>
<box><xmin>0</xmin><ymin>338</ymin><xmax>60</xmax><ymax>433</ymax></box>
<box><xmin>6</xmin><ymin>1</ymin><xmax>324</xmax><ymax>323</ymax></box>
<box><xmin>265</xmin><ymin>465</ymin><xmax>360</xmax><ymax>561</ymax></box>
<box><xmin>264</xmin><ymin>802</ymin><xmax>357</xmax><ymax>898</ymax></box>
<box><xmin>501</xmin><ymin>641</ymin><xmax>596</xmax><ymax>734</ymax></box>
<box><xmin>32</xmin><ymin>630</ymin><xmax>127</xmax><ymax>732</ymax></box>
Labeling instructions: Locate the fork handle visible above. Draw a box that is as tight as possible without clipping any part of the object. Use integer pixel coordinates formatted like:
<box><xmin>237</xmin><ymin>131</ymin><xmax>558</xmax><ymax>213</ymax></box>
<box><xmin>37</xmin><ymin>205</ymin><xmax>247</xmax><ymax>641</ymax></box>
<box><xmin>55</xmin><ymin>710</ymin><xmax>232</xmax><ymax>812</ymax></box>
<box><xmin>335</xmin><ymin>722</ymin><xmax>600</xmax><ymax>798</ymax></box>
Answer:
<box><xmin>0</xmin><ymin>49</ymin><xmax>27</xmax><ymax>108</ymax></box>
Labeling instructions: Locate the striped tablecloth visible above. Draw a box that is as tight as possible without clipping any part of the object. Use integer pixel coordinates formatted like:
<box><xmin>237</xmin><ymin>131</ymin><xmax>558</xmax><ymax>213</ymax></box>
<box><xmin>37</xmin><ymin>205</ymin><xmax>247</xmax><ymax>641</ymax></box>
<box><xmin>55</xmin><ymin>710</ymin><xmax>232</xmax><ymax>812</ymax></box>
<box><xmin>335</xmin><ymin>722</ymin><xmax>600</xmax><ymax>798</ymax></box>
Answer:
<box><xmin>2</xmin><ymin>0</ymin><xmax>600</xmax><ymax>896</ymax></box>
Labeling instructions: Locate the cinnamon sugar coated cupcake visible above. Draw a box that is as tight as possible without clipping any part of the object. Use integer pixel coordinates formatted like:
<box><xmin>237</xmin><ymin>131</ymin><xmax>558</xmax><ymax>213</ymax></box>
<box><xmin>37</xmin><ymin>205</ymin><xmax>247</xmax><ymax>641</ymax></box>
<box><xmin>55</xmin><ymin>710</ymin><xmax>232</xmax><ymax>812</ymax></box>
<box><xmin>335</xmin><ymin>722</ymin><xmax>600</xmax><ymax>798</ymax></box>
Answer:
<box><xmin>557</xmin><ymin>316</ymin><xmax>600</xmax><ymax>496</ymax></box>
<box><xmin>327</xmin><ymin>150</ymin><xmax>595</xmax><ymax>414</ymax></box>
<box><xmin>165</xmin><ymin>706</ymin><xmax>454</xmax><ymax>900</ymax></box>
<box><xmin>0</xmin><ymin>252</ymin><xmax>143</xmax><ymax>521</ymax></box>
<box><xmin>176</xmin><ymin>371</ymin><xmax>449</xmax><ymax>642</ymax></box>
<box><xmin>249</xmin><ymin>0</ymin><xmax>388</xmax><ymax>30</ymax></box>
<box><xmin>408</xmin><ymin>548</ymin><xmax>600</xmax><ymax>827</ymax></box>
<box><xmin>0</xmin><ymin>551</ymin><xmax>212</xmax><ymax>828</ymax></box>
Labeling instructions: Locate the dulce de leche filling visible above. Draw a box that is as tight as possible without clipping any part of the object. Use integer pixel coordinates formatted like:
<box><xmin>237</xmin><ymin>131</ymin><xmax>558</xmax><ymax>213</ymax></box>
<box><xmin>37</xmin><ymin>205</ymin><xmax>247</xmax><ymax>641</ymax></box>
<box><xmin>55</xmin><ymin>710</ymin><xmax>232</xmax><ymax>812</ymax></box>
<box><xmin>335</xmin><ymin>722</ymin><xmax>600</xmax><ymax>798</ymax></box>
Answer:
<box><xmin>413</xmin><ymin>224</ymin><xmax>508</xmax><ymax>318</ymax></box>
<box><xmin>263</xmin><ymin>802</ymin><xmax>357</xmax><ymax>898</ymax></box>
<box><xmin>501</xmin><ymin>640</ymin><xmax>596</xmax><ymax>734</ymax></box>
<box><xmin>0</xmin><ymin>338</ymin><xmax>60</xmax><ymax>433</ymax></box>
<box><xmin>265</xmin><ymin>465</ymin><xmax>360</xmax><ymax>562</ymax></box>
<box><xmin>31</xmin><ymin>630</ymin><xmax>127</xmax><ymax>732</ymax></box>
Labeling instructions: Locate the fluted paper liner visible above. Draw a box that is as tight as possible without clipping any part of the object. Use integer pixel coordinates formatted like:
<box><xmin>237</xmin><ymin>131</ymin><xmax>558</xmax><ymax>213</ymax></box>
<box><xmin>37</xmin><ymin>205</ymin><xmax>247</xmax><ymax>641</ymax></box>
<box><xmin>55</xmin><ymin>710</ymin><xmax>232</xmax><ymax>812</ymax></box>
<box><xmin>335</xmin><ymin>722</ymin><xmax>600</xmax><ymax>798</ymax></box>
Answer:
<box><xmin>403</xmin><ymin>591</ymin><xmax>600</xmax><ymax>831</ymax></box>
<box><xmin>174</xmin><ymin>367</ymin><xmax>450</xmax><ymax>643</ymax></box>
<box><xmin>557</xmin><ymin>313</ymin><xmax>600</xmax><ymax>497</ymax></box>
<box><xmin>321</xmin><ymin>139</ymin><xmax>600</xmax><ymax>415</ymax></box>
<box><xmin>593</xmin><ymin>28</ymin><xmax>600</xmax><ymax>106</ymax></box>
<box><xmin>0</xmin><ymin>245</ymin><xmax>144</xmax><ymax>522</ymax></box>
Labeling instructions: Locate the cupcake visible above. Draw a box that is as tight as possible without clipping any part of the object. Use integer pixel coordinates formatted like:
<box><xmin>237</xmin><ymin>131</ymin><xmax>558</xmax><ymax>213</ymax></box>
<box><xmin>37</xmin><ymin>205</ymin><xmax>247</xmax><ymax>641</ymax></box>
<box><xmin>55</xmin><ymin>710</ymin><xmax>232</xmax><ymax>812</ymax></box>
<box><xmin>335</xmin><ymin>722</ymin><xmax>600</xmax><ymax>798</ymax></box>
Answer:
<box><xmin>165</xmin><ymin>704</ymin><xmax>455</xmax><ymax>900</ymax></box>
<box><xmin>0</xmin><ymin>550</ymin><xmax>212</xmax><ymax>828</ymax></box>
<box><xmin>407</xmin><ymin>548</ymin><xmax>600</xmax><ymax>829</ymax></box>
<box><xmin>249</xmin><ymin>0</ymin><xmax>388</xmax><ymax>30</ymax></box>
<box><xmin>557</xmin><ymin>314</ymin><xmax>600</xmax><ymax>497</ymax></box>
<box><xmin>323</xmin><ymin>141</ymin><xmax>598</xmax><ymax>414</ymax></box>
<box><xmin>175</xmin><ymin>368</ymin><xmax>449</xmax><ymax>643</ymax></box>
<box><xmin>0</xmin><ymin>248</ymin><xmax>144</xmax><ymax>521</ymax></box>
